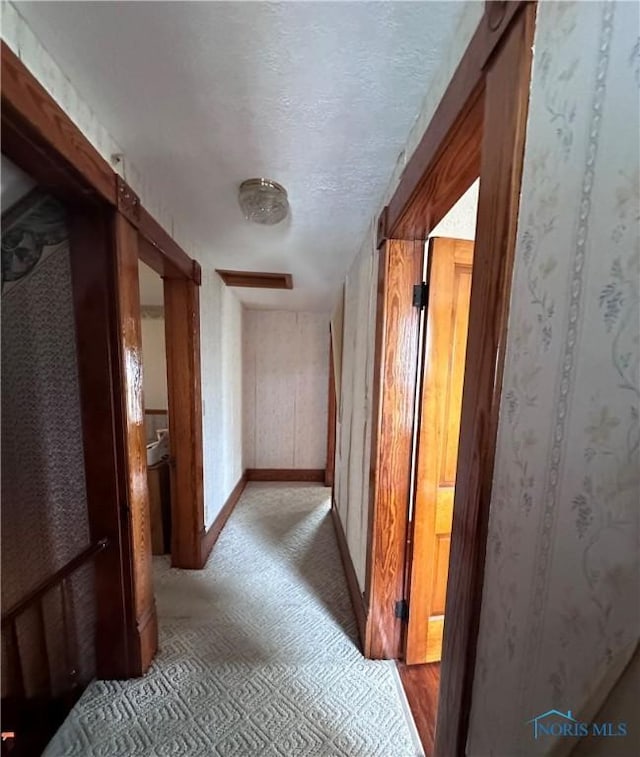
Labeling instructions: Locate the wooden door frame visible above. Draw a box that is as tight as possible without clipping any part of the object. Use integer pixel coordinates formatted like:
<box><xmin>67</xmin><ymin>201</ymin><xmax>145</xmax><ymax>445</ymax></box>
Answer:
<box><xmin>1</xmin><ymin>41</ymin><xmax>206</xmax><ymax>676</ymax></box>
<box><xmin>365</xmin><ymin>3</ymin><xmax>535</xmax><ymax>755</ymax></box>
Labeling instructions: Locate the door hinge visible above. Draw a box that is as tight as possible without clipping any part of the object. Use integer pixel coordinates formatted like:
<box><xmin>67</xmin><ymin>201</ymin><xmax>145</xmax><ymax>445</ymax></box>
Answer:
<box><xmin>412</xmin><ymin>281</ymin><xmax>428</xmax><ymax>309</ymax></box>
<box><xmin>395</xmin><ymin>599</ymin><xmax>409</xmax><ymax>621</ymax></box>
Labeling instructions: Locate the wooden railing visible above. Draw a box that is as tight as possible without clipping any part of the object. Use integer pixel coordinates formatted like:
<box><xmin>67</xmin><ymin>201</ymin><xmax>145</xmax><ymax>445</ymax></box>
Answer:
<box><xmin>1</xmin><ymin>538</ymin><xmax>108</xmax><ymax>756</ymax></box>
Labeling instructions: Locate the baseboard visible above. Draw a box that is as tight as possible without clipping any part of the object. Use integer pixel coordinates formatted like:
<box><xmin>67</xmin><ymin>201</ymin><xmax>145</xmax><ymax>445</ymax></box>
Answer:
<box><xmin>200</xmin><ymin>472</ymin><xmax>247</xmax><ymax>566</ymax></box>
<box><xmin>134</xmin><ymin>604</ymin><xmax>158</xmax><ymax>675</ymax></box>
<box><xmin>330</xmin><ymin>498</ymin><xmax>367</xmax><ymax>651</ymax></box>
<box><xmin>246</xmin><ymin>468</ymin><xmax>325</xmax><ymax>482</ymax></box>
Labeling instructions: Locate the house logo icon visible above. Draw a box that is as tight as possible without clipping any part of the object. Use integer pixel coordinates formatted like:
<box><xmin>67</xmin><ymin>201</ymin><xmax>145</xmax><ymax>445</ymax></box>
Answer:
<box><xmin>527</xmin><ymin>709</ymin><xmax>628</xmax><ymax>740</ymax></box>
<box><xmin>527</xmin><ymin>709</ymin><xmax>578</xmax><ymax>740</ymax></box>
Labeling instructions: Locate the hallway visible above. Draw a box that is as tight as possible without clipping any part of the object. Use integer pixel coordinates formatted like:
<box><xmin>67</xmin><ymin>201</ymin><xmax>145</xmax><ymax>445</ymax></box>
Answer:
<box><xmin>43</xmin><ymin>484</ymin><xmax>422</xmax><ymax>756</ymax></box>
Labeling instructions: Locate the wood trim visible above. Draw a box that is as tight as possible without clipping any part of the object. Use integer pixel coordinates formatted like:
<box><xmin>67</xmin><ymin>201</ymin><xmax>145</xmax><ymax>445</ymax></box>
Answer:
<box><xmin>139</xmin><ymin>207</ymin><xmax>197</xmax><ymax>282</ymax></box>
<box><xmin>397</xmin><ymin>662</ymin><xmax>441</xmax><ymax>757</ymax></box>
<box><xmin>1</xmin><ymin>42</ymin><xmax>115</xmax><ymax>203</ymax></box>
<box><xmin>379</xmin><ymin>1</ymin><xmax>529</xmax><ymax>244</ymax></box>
<box><xmin>435</xmin><ymin>7</ymin><xmax>536</xmax><ymax>755</ymax></box>
<box><xmin>1</xmin><ymin>41</ymin><xmax>199</xmax><ymax>284</ymax></box>
<box><xmin>0</xmin><ymin>113</ymin><xmax>92</xmax><ymax>204</ymax></box>
<box><xmin>112</xmin><ymin>213</ymin><xmax>158</xmax><ymax>674</ymax></box>
<box><xmin>164</xmin><ymin>277</ymin><xmax>205</xmax><ymax>569</ymax></box>
<box><xmin>392</xmin><ymin>92</ymin><xmax>483</xmax><ymax>243</ymax></box>
<box><xmin>138</xmin><ymin>235</ymin><xmax>181</xmax><ymax>280</ymax></box>
<box><xmin>325</xmin><ymin>334</ymin><xmax>337</xmax><ymax>487</ymax></box>
<box><xmin>116</xmin><ymin>175</ymin><xmax>141</xmax><ymax>226</ymax></box>
<box><xmin>330</xmin><ymin>500</ymin><xmax>366</xmax><ymax>649</ymax></box>
<box><xmin>2</xmin><ymin>539</ymin><xmax>108</xmax><ymax>627</ymax></box>
<box><xmin>215</xmin><ymin>269</ymin><xmax>293</xmax><ymax>290</ymax></box>
<box><xmin>200</xmin><ymin>473</ymin><xmax>248</xmax><ymax>566</ymax></box>
<box><xmin>246</xmin><ymin>469</ymin><xmax>326</xmax><ymax>483</ymax></box>
<box><xmin>364</xmin><ymin>238</ymin><xmax>423</xmax><ymax>659</ymax></box>
<box><xmin>67</xmin><ymin>204</ymin><xmax>134</xmax><ymax>679</ymax></box>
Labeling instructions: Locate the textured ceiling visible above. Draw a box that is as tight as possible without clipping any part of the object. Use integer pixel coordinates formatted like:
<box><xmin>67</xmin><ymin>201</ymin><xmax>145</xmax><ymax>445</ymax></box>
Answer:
<box><xmin>14</xmin><ymin>1</ymin><xmax>465</xmax><ymax>311</ymax></box>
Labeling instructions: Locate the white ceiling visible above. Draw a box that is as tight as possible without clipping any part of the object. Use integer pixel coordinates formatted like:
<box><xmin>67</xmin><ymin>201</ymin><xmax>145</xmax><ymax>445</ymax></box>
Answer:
<box><xmin>15</xmin><ymin>1</ymin><xmax>466</xmax><ymax>311</ymax></box>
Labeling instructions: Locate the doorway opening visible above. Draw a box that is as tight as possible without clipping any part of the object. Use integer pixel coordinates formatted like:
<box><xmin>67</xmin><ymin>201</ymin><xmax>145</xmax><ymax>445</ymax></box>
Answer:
<box><xmin>364</xmin><ymin>5</ymin><xmax>535</xmax><ymax>756</ymax></box>
<box><xmin>138</xmin><ymin>261</ymin><xmax>172</xmax><ymax>559</ymax></box>
<box><xmin>397</xmin><ymin>182</ymin><xmax>479</xmax><ymax>751</ymax></box>
<box><xmin>1</xmin><ymin>39</ymin><xmax>206</xmax><ymax>682</ymax></box>
<box><xmin>405</xmin><ymin>181</ymin><xmax>479</xmax><ymax>667</ymax></box>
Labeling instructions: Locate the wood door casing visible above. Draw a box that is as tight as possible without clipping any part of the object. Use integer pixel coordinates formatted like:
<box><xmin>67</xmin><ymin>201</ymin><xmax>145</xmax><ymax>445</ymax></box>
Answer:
<box><xmin>113</xmin><ymin>213</ymin><xmax>158</xmax><ymax>672</ymax></box>
<box><xmin>406</xmin><ymin>237</ymin><xmax>474</xmax><ymax>665</ymax></box>
<box><xmin>365</xmin><ymin>239</ymin><xmax>424</xmax><ymax>659</ymax></box>
<box><xmin>163</xmin><ymin>275</ymin><xmax>205</xmax><ymax>569</ymax></box>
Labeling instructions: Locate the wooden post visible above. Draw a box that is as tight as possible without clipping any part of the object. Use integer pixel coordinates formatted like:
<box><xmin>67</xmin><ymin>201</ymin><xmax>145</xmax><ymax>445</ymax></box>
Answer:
<box><xmin>69</xmin><ymin>204</ymin><xmax>158</xmax><ymax>677</ymax></box>
<box><xmin>163</xmin><ymin>276</ymin><xmax>205</xmax><ymax>569</ymax></box>
<box><xmin>112</xmin><ymin>213</ymin><xmax>158</xmax><ymax>672</ymax></box>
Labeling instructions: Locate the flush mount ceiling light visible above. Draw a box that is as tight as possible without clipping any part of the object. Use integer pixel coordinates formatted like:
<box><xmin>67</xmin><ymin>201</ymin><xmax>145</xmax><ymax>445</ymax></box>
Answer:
<box><xmin>238</xmin><ymin>178</ymin><xmax>289</xmax><ymax>225</ymax></box>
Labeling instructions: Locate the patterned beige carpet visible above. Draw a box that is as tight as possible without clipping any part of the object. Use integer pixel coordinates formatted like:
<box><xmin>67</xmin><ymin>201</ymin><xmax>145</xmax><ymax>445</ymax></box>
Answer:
<box><xmin>44</xmin><ymin>483</ymin><xmax>423</xmax><ymax>756</ymax></box>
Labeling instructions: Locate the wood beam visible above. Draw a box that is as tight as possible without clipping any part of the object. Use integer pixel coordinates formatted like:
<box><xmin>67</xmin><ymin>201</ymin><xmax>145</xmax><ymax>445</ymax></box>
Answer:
<box><xmin>139</xmin><ymin>206</ymin><xmax>198</xmax><ymax>281</ymax></box>
<box><xmin>164</xmin><ymin>277</ymin><xmax>205</xmax><ymax>569</ymax></box>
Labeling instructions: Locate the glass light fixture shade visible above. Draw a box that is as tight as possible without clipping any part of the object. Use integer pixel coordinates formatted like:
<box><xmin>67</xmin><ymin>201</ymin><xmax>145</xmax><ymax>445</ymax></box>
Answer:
<box><xmin>238</xmin><ymin>178</ymin><xmax>289</xmax><ymax>225</ymax></box>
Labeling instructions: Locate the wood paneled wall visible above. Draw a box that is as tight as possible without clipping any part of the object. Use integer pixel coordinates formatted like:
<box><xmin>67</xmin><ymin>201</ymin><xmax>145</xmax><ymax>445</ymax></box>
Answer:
<box><xmin>243</xmin><ymin>311</ymin><xmax>330</xmax><ymax>470</ymax></box>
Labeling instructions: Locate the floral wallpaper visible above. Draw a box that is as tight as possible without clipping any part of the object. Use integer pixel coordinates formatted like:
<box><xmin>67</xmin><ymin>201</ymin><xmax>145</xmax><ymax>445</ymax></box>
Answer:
<box><xmin>468</xmin><ymin>2</ymin><xmax>639</xmax><ymax>754</ymax></box>
<box><xmin>1</xmin><ymin>194</ymin><xmax>95</xmax><ymax>697</ymax></box>
<box><xmin>333</xmin><ymin>235</ymin><xmax>378</xmax><ymax>591</ymax></box>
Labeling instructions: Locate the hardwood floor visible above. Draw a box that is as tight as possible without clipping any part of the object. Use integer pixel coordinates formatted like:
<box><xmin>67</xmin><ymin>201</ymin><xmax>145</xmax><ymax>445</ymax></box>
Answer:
<box><xmin>397</xmin><ymin>662</ymin><xmax>441</xmax><ymax>756</ymax></box>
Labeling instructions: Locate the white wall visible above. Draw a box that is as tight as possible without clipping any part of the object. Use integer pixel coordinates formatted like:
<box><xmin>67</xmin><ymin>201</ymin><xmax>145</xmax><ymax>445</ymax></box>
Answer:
<box><xmin>243</xmin><ymin>310</ymin><xmax>329</xmax><ymax>470</ymax></box>
<box><xmin>468</xmin><ymin>2</ymin><xmax>639</xmax><ymax>753</ymax></box>
<box><xmin>1</xmin><ymin>6</ymin><xmax>244</xmax><ymax>532</ymax></box>
<box><xmin>140</xmin><ymin>317</ymin><xmax>168</xmax><ymax>410</ymax></box>
<box><xmin>200</xmin><ymin>271</ymin><xmax>244</xmax><ymax>529</ymax></box>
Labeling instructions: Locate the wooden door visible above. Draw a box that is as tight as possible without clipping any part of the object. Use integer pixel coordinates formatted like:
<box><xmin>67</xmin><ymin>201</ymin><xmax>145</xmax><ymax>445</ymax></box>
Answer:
<box><xmin>405</xmin><ymin>237</ymin><xmax>474</xmax><ymax>665</ymax></box>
